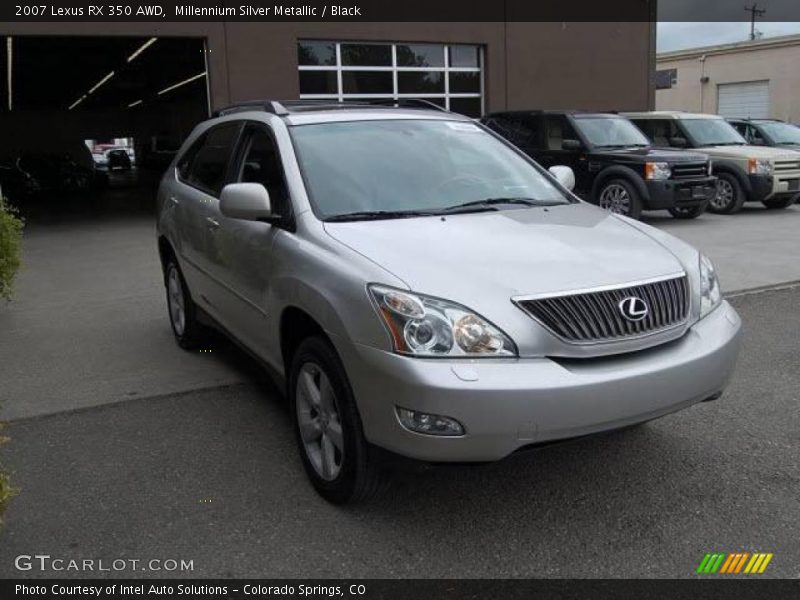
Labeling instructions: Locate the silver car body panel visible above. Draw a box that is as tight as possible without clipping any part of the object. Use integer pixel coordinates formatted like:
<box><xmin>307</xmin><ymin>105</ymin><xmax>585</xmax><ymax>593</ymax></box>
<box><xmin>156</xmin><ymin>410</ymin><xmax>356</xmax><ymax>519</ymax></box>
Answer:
<box><xmin>157</xmin><ymin>107</ymin><xmax>742</xmax><ymax>463</ymax></box>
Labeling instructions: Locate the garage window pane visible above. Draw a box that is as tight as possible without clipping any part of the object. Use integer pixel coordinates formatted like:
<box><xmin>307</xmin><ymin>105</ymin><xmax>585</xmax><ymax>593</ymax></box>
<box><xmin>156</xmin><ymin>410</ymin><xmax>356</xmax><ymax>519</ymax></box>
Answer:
<box><xmin>342</xmin><ymin>71</ymin><xmax>393</xmax><ymax>94</ymax></box>
<box><xmin>449</xmin><ymin>97</ymin><xmax>482</xmax><ymax>118</ymax></box>
<box><xmin>341</xmin><ymin>43</ymin><xmax>391</xmax><ymax>66</ymax></box>
<box><xmin>449</xmin><ymin>72</ymin><xmax>480</xmax><ymax>94</ymax></box>
<box><xmin>298</xmin><ymin>41</ymin><xmax>337</xmax><ymax>66</ymax></box>
<box><xmin>299</xmin><ymin>71</ymin><xmax>338</xmax><ymax>95</ymax></box>
<box><xmin>396</xmin><ymin>44</ymin><xmax>445</xmax><ymax>67</ymax></box>
<box><xmin>185</xmin><ymin>123</ymin><xmax>239</xmax><ymax>196</ymax></box>
<box><xmin>448</xmin><ymin>46</ymin><xmax>479</xmax><ymax>68</ymax></box>
<box><xmin>398</xmin><ymin>71</ymin><xmax>444</xmax><ymax>94</ymax></box>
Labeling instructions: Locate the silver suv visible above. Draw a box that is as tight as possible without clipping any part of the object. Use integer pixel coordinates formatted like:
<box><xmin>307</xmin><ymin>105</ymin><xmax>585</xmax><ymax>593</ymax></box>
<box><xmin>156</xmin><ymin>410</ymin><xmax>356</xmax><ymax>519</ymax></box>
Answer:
<box><xmin>156</xmin><ymin>100</ymin><xmax>742</xmax><ymax>503</ymax></box>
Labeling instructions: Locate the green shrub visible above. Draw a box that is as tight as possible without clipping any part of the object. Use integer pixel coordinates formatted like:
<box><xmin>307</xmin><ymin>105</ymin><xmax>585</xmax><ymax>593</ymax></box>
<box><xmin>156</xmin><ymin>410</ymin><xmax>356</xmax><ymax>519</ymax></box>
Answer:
<box><xmin>0</xmin><ymin>197</ymin><xmax>24</xmax><ymax>301</ymax></box>
<box><xmin>0</xmin><ymin>424</ymin><xmax>16</xmax><ymax>527</ymax></box>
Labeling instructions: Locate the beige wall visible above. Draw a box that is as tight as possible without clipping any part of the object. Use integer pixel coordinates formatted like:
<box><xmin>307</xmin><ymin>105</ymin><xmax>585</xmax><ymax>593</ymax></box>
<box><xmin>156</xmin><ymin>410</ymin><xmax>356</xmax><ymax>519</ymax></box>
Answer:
<box><xmin>656</xmin><ymin>40</ymin><xmax>800</xmax><ymax>121</ymax></box>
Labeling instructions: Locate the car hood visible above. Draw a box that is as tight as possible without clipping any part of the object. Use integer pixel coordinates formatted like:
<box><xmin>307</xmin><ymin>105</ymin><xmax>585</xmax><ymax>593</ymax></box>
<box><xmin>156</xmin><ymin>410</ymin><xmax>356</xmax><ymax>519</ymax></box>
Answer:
<box><xmin>699</xmin><ymin>144</ymin><xmax>799</xmax><ymax>160</ymax></box>
<box><xmin>593</xmin><ymin>147</ymin><xmax>708</xmax><ymax>163</ymax></box>
<box><xmin>323</xmin><ymin>203</ymin><xmax>685</xmax><ymax>304</ymax></box>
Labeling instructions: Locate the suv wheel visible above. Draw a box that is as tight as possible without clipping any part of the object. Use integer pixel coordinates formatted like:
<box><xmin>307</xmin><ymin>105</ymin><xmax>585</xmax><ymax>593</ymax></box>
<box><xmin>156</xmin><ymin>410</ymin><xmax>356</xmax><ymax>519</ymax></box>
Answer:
<box><xmin>668</xmin><ymin>201</ymin><xmax>708</xmax><ymax>219</ymax></box>
<box><xmin>709</xmin><ymin>173</ymin><xmax>745</xmax><ymax>214</ymax></box>
<box><xmin>165</xmin><ymin>257</ymin><xmax>205</xmax><ymax>349</ymax></box>
<box><xmin>762</xmin><ymin>196</ymin><xmax>795</xmax><ymax>209</ymax></box>
<box><xmin>289</xmin><ymin>337</ymin><xmax>385</xmax><ymax>504</ymax></box>
<box><xmin>597</xmin><ymin>179</ymin><xmax>643</xmax><ymax>219</ymax></box>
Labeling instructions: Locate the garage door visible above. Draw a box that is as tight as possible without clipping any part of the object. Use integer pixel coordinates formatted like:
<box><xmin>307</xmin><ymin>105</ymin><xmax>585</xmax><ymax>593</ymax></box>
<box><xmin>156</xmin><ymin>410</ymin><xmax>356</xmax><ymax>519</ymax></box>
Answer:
<box><xmin>717</xmin><ymin>81</ymin><xmax>770</xmax><ymax>119</ymax></box>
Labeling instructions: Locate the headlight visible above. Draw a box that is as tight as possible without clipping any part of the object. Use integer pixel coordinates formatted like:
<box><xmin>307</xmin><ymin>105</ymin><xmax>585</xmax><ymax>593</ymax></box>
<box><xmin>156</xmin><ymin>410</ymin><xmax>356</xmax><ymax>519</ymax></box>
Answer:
<box><xmin>747</xmin><ymin>158</ymin><xmax>772</xmax><ymax>176</ymax></box>
<box><xmin>368</xmin><ymin>284</ymin><xmax>517</xmax><ymax>357</ymax></box>
<box><xmin>699</xmin><ymin>254</ymin><xmax>722</xmax><ymax>318</ymax></box>
<box><xmin>645</xmin><ymin>162</ymin><xmax>671</xmax><ymax>180</ymax></box>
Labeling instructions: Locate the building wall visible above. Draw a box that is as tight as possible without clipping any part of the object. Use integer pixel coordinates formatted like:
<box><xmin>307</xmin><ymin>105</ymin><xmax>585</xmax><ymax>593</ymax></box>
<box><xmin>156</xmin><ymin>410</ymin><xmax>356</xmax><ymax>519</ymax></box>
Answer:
<box><xmin>656</xmin><ymin>39</ymin><xmax>800</xmax><ymax>121</ymax></box>
<box><xmin>3</xmin><ymin>20</ymin><xmax>654</xmax><ymax>114</ymax></box>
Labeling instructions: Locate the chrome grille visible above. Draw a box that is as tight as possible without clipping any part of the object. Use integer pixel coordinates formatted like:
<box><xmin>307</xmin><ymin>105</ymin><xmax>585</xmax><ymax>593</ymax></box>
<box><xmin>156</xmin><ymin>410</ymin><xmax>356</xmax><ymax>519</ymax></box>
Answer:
<box><xmin>516</xmin><ymin>275</ymin><xmax>690</xmax><ymax>344</ymax></box>
<box><xmin>671</xmin><ymin>162</ymin><xmax>707</xmax><ymax>179</ymax></box>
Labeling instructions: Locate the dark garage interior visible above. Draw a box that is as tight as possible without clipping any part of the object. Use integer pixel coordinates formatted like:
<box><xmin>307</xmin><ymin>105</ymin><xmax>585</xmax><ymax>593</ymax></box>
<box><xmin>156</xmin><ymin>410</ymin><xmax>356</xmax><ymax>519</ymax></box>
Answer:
<box><xmin>0</xmin><ymin>35</ymin><xmax>208</xmax><ymax>222</ymax></box>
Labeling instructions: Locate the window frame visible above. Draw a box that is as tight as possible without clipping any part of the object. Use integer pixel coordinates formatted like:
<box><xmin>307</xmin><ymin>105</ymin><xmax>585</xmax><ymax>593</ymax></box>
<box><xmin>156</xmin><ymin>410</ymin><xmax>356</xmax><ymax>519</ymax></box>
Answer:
<box><xmin>297</xmin><ymin>40</ymin><xmax>484</xmax><ymax>116</ymax></box>
<box><xmin>176</xmin><ymin>121</ymin><xmax>244</xmax><ymax>198</ymax></box>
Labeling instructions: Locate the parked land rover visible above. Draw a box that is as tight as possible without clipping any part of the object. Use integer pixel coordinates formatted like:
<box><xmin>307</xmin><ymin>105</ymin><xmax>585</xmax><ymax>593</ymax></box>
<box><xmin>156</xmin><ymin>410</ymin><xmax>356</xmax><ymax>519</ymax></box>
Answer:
<box><xmin>482</xmin><ymin>111</ymin><xmax>716</xmax><ymax>219</ymax></box>
<box><xmin>728</xmin><ymin>118</ymin><xmax>800</xmax><ymax>151</ymax></box>
<box><xmin>157</xmin><ymin>100</ymin><xmax>741</xmax><ymax>503</ymax></box>
<box><xmin>626</xmin><ymin>112</ymin><xmax>800</xmax><ymax>212</ymax></box>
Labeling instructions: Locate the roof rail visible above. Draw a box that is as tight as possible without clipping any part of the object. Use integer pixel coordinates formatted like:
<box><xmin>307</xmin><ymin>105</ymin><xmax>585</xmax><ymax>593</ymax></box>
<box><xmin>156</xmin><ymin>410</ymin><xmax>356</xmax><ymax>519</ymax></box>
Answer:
<box><xmin>213</xmin><ymin>100</ymin><xmax>289</xmax><ymax>117</ymax></box>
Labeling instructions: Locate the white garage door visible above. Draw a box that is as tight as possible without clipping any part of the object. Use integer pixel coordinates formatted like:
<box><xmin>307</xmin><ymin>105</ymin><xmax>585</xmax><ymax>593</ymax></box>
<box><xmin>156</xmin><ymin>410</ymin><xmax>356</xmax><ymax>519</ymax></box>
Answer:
<box><xmin>717</xmin><ymin>81</ymin><xmax>770</xmax><ymax>119</ymax></box>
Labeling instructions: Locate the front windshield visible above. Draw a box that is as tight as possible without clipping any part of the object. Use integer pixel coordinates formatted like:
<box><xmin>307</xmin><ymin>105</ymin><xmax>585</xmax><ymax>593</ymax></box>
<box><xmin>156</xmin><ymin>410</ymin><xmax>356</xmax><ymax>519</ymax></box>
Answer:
<box><xmin>573</xmin><ymin>117</ymin><xmax>650</xmax><ymax>147</ymax></box>
<box><xmin>759</xmin><ymin>122</ymin><xmax>800</xmax><ymax>145</ymax></box>
<box><xmin>290</xmin><ymin>119</ymin><xmax>572</xmax><ymax>220</ymax></box>
<box><xmin>680</xmin><ymin>118</ymin><xmax>746</xmax><ymax>146</ymax></box>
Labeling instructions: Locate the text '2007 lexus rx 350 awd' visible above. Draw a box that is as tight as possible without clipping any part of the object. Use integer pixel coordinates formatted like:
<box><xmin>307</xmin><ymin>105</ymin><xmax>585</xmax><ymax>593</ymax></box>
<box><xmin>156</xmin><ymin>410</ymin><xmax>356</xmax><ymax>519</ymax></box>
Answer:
<box><xmin>156</xmin><ymin>100</ymin><xmax>742</xmax><ymax>504</ymax></box>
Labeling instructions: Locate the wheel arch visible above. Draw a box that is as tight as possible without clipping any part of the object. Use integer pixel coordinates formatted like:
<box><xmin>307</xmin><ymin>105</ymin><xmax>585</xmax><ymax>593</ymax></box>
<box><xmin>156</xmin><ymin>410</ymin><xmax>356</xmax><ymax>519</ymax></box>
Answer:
<box><xmin>711</xmin><ymin>161</ymin><xmax>751</xmax><ymax>196</ymax></box>
<box><xmin>591</xmin><ymin>166</ymin><xmax>651</xmax><ymax>205</ymax></box>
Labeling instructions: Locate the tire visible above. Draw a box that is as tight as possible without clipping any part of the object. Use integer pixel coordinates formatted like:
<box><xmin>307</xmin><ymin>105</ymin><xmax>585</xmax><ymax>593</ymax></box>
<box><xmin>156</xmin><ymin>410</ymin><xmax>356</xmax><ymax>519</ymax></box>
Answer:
<box><xmin>289</xmin><ymin>336</ymin><xmax>385</xmax><ymax>504</ymax></box>
<box><xmin>669</xmin><ymin>200</ymin><xmax>708</xmax><ymax>219</ymax></box>
<box><xmin>708</xmin><ymin>172</ymin><xmax>745</xmax><ymax>214</ymax></box>
<box><xmin>164</xmin><ymin>256</ymin><xmax>206</xmax><ymax>349</ymax></box>
<box><xmin>596</xmin><ymin>178</ymin><xmax>643</xmax><ymax>220</ymax></box>
<box><xmin>762</xmin><ymin>196</ymin><xmax>794</xmax><ymax>209</ymax></box>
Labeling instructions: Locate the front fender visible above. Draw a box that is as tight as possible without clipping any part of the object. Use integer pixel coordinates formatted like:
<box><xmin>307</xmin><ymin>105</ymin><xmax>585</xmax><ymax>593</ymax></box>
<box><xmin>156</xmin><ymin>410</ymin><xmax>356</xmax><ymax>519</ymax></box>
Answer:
<box><xmin>591</xmin><ymin>165</ymin><xmax>650</xmax><ymax>204</ymax></box>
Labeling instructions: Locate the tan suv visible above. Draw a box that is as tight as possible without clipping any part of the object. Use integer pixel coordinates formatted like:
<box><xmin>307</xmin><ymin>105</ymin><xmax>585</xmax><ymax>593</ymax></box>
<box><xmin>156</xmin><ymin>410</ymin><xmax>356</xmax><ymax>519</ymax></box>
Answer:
<box><xmin>625</xmin><ymin>111</ymin><xmax>800</xmax><ymax>213</ymax></box>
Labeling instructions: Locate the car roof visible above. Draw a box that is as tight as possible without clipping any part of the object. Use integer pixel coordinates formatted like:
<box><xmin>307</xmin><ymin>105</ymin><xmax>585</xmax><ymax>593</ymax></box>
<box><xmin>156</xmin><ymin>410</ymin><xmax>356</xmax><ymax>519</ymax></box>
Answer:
<box><xmin>623</xmin><ymin>111</ymin><xmax>722</xmax><ymax>120</ymax></box>
<box><xmin>484</xmin><ymin>110</ymin><xmax>621</xmax><ymax>119</ymax></box>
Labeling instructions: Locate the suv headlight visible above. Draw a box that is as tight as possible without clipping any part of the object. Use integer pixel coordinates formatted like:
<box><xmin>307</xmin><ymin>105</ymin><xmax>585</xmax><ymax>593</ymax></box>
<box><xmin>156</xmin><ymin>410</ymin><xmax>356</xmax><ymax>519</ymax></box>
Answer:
<box><xmin>747</xmin><ymin>158</ymin><xmax>772</xmax><ymax>176</ymax></box>
<box><xmin>645</xmin><ymin>162</ymin><xmax>671</xmax><ymax>180</ymax></box>
<box><xmin>699</xmin><ymin>254</ymin><xmax>722</xmax><ymax>318</ymax></box>
<box><xmin>368</xmin><ymin>284</ymin><xmax>517</xmax><ymax>357</ymax></box>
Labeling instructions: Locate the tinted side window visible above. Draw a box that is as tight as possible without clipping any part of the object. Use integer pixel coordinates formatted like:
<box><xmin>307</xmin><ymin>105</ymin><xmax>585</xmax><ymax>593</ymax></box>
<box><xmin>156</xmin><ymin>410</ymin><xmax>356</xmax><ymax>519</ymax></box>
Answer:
<box><xmin>184</xmin><ymin>123</ymin><xmax>240</xmax><ymax>196</ymax></box>
<box><xmin>544</xmin><ymin>115</ymin><xmax>579</xmax><ymax>150</ymax></box>
<box><xmin>485</xmin><ymin>115</ymin><xmax>540</xmax><ymax>148</ymax></box>
<box><xmin>177</xmin><ymin>135</ymin><xmax>205</xmax><ymax>181</ymax></box>
<box><xmin>236</xmin><ymin>126</ymin><xmax>290</xmax><ymax>220</ymax></box>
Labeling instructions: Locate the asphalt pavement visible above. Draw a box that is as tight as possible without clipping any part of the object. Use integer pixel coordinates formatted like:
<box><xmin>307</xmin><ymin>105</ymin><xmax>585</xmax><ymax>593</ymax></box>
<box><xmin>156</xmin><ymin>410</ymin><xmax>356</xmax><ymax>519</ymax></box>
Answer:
<box><xmin>1</xmin><ymin>286</ymin><xmax>797</xmax><ymax>578</ymax></box>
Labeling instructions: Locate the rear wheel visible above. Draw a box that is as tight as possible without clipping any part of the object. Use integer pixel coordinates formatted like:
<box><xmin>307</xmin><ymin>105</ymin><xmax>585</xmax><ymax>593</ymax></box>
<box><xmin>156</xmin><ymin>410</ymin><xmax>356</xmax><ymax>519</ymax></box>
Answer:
<box><xmin>165</xmin><ymin>257</ymin><xmax>205</xmax><ymax>349</ymax></box>
<box><xmin>597</xmin><ymin>178</ymin><xmax>643</xmax><ymax>219</ymax></box>
<box><xmin>708</xmin><ymin>173</ymin><xmax>745</xmax><ymax>214</ymax></box>
<box><xmin>669</xmin><ymin>201</ymin><xmax>708</xmax><ymax>219</ymax></box>
<box><xmin>762</xmin><ymin>196</ymin><xmax>795</xmax><ymax>209</ymax></box>
<box><xmin>289</xmin><ymin>336</ymin><xmax>385</xmax><ymax>504</ymax></box>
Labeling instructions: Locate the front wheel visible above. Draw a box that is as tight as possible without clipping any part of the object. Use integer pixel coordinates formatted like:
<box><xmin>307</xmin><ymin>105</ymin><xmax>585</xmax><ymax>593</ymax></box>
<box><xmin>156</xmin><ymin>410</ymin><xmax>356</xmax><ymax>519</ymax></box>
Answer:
<box><xmin>762</xmin><ymin>196</ymin><xmax>795</xmax><ymax>209</ymax></box>
<box><xmin>289</xmin><ymin>337</ymin><xmax>386</xmax><ymax>504</ymax></box>
<box><xmin>164</xmin><ymin>257</ymin><xmax>206</xmax><ymax>349</ymax></box>
<box><xmin>596</xmin><ymin>179</ymin><xmax>643</xmax><ymax>220</ymax></box>
<box><xmin>669</xmin><ymin>201</ymin><xmax>708</xmax><ymax>219</ymax></box>
<box><xmin>708</xmin><ymin>173</ymin><xmax>745</xmax><ymax>214</ymax></box>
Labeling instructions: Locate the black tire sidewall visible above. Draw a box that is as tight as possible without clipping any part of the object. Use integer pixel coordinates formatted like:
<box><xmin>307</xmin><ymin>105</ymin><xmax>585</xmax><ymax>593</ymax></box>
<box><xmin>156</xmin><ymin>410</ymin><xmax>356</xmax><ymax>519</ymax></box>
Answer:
<box><xmin>165</xmin><ymin>258</ymin><xmax>202</xmax><ymax>349</ymax></box>
<box><xmin>289</xmin><ymin>336</ymin><xmax>374</xmax><ymax>504</ymax></box>
<box><xmin>599</xmin><ymin>178</ymin><xmax>643</xmax><ymax>220</ymax></box>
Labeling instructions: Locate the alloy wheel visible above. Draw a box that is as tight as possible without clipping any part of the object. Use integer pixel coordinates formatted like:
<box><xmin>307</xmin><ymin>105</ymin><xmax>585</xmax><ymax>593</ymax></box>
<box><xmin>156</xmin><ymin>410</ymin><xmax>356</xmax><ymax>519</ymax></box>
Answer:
<box><xmin>296</xmin><ymin>362</ymin><xmax>344</xmax><ymax>481</ymax></box>
<box><xmin>167</xmin><ymin>266</ymin><xmax>186</xmax><ymax>336</ymax></box>
<box><xmin>598</xmin><ymin>183</ymin><xmax>632</xmax><ymax>215</ymax></box>
<box><xmin>711</xmin><ymin>179</ymin><xmax>734</xmax><ymax>211</ymax></box>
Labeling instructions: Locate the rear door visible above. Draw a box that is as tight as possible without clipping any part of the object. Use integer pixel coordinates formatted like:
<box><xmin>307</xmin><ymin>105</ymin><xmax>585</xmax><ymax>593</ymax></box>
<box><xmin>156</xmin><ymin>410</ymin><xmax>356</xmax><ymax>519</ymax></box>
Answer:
<box><xmin>174</xmin><ymin>121</ymin><xmax>243</xmax><ymax>312</ymax></box>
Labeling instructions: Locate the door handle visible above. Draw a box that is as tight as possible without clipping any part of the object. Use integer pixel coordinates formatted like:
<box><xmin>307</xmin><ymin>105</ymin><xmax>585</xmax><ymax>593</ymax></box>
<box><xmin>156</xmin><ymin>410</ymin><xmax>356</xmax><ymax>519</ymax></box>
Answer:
<box><xmin>205</xmin><ymin>217</ymin><xmax>220</xmax><ymax>230</ymax></box>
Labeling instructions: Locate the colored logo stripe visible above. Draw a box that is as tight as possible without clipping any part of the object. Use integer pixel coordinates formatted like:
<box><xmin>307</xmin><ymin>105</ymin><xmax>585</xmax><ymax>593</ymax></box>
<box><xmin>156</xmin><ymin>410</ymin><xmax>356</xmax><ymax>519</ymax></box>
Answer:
<box><xmin>697</xmin><ymin>552</ymin><xmax>773</xmax><ymax>574</ymax></box>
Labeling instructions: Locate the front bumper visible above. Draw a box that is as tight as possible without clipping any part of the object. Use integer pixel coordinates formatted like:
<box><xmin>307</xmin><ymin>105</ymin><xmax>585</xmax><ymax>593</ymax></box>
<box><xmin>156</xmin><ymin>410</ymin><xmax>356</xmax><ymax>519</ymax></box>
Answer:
<box><xmin>749</xmin><ymin>173</ymin><xmax>800</xmax><ymax>201</ymax></box>
<box><xmin>341</xmin><ymin>301</ymin><xmax>741</xmax><ymax>462</ymax></box>
<box><xmin>645</xmin><ymin>176</ymin><xmax>716</xmax><ymax>210</ymax></box>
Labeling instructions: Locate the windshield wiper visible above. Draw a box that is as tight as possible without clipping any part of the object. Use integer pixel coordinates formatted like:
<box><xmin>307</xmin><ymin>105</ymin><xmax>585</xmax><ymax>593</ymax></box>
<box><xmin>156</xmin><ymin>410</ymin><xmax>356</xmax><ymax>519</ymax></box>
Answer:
<box><xmin>703</xmin><ymin>142</ymin><xmax>745</xmax><ymax>146</ymax></box>
<box><xmin>595</xmin><ymin>143</ymin><xmax>649</xmax><ymax>149</ymax></box>
<box><xmin>324</xmin><ymin>209</ymin><xmax>438</xmax><ymax>222</ymax></box>
<box><xmin>440</xmin><ymin>197</ymin><xmax>563</xmax><ymax>214</ymax></box>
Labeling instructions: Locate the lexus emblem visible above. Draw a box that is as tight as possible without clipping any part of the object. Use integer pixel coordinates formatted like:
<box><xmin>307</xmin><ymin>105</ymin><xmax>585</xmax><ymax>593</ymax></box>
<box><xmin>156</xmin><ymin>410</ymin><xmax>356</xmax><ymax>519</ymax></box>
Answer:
<box><xmin>618</xmin><ymin>296</ymin><xmax>648</xmax><ymax>322</ymax></box>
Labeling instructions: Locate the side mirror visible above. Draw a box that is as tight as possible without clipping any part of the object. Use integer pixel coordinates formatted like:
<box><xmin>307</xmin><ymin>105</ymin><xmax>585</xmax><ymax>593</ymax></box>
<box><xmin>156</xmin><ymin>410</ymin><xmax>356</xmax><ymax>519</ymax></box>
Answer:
<box><xmin>548</xmin><ymin>165</ymin><xmax>575</xmax><ymax>191</ymax></box>
<box><xmin>220</xmin><ymin>183</ymin><xmax>272</xmax><ymax>222</ymax></box>
<box><xmin>669</xmin><ymin>136</ymin><xmax>688</xmax><ymax>148</ymax></box>
<box><xmin>561</xmin><ymin>139</ymin><xmax>582</xmax><ymax>151</ymax></box>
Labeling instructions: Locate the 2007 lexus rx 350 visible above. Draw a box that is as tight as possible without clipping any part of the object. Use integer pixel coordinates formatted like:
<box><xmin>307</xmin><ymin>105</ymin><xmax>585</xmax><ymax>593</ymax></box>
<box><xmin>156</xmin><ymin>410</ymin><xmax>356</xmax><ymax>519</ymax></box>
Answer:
<box><xmin>156</xmin><ymin>100</ymin><xmax>742</xmax><ymax>503</ymax></box>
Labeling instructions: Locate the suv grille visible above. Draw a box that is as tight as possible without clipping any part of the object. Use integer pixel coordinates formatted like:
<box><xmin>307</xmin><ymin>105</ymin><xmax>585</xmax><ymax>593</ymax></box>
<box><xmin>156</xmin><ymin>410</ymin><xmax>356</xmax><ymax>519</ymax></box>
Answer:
<box><xmin>774</xmin><ymin>159</ymin><xmax>800</xmax><ymax>173</ymax></box>
<box><xmin>671</xmin><ymin>162</ymin><xmax>707</xmax><ymax>179</ymax></box>
<box><xmin>516</xmin><ymin>275</ymin><xmax>690</xmax><ymax>344</ymax></box>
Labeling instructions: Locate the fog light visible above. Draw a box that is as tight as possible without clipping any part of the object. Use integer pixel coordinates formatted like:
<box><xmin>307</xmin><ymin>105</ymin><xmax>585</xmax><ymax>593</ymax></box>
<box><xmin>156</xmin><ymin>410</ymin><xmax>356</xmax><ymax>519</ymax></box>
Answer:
<box><xmin>396</xmin><ymin>407</ymin><xmax>464</xmax><ymax>436</ymax></box>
